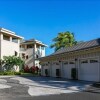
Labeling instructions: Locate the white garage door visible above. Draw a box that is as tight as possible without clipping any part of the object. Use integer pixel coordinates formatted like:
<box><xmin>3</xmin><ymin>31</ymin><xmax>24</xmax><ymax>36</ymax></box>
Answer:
<box><xmin>51</xmin><ymin>62</ymin><xmax>60</xmax><ymax>77</ymax></box>
<box><xmin>79</xmin><ymin>58</ymin><xmax>99</xmax><ymax>81</ymax></box>
<box><xmin>63</xmin><ymin>61</ymin><xmax>75</xmax><ymax>79</ymax></box>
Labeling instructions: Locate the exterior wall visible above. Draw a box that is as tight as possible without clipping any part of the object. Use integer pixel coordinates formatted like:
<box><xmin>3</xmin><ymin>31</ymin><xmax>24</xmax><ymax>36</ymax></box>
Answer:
<box><xmin>25</xmin><ymin>48</ymin><xmax>34</xmax><ymax>67</ymax></box>
<box><xmin>0</xmin><ymin>34</ymin><xmax>20</xmax><ymax>59</ymax></box>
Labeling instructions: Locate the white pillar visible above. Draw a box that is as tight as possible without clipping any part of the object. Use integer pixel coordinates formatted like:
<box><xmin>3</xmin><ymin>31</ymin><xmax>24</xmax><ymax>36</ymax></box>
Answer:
<box><xmin>33</xmin><ymin>43</ymin><xmax>37</xmax><ymax>66</ymax></box>
<box><xmin>0</xmin><ymin>34</ymin><xmax>3</xmax><ymax>40</ymax></box>
<box><xmin>50</xmin><ymin>62</ymin><xmax>52</xmax><ymax>77</ymax></box>
<box><xmin>39</xmin><ymin>45</ymin><xmax>42</xmax><ymax>56</ymax></box>
<box><xmin>10</xmin><ymin>36</ymin><xmax>12</xmax><ymax>42</ymax></box>
<box><xmin>41</xmin><ymin>64</ymin><xmax>43</xmax><ymax>76</ymax></box>
<box><xmin>60</xmin><ymin>61</ymin><xmax>63</xmax><ymax>78</ymax></box>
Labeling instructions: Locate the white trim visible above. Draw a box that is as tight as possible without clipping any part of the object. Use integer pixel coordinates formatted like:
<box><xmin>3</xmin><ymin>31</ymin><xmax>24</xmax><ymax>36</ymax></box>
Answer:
<box><xmin>0</xmin><ymin>28</ymin><xmax>24</xmax><ymax>39</ymax></box>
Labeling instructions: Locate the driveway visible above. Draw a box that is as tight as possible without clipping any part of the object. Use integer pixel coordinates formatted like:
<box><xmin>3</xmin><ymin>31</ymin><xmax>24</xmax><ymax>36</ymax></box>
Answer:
<box><xmin>0</xmin><ymin>76</ymin><xmax>99</xmax><ymax>100</ymax></box>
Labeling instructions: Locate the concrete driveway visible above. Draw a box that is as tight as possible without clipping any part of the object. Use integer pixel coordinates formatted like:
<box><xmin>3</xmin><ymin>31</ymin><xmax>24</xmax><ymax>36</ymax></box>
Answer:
<box><xmin>0</xmin><ymin>76</ymin><xmax>96</xmax><ymax>100</ymax></box>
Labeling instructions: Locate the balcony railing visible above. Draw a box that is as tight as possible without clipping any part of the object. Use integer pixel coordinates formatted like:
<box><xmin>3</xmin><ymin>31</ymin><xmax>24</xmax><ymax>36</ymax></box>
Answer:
<box><xmin>20</xmin><ymin>48</ymin><xmax>26</xmax><ymax>51</ymax></box>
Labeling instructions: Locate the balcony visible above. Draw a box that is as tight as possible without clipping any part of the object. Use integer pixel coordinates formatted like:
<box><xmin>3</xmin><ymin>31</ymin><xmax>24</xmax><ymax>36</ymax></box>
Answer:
<box><xmin>20</xmin><ymin>48</ymin><xmax>26</xmax><ymax>51</ymax></box>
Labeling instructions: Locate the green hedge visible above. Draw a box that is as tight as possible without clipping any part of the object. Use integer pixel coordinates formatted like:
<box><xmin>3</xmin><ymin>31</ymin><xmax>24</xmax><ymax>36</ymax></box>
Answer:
<box><xmin>0</xmin><ymin>71</ymin><xmax>38</xmax><ymax>76</ymax></box>
<box><xmin>0</xmin><ymin>71</ymin><xmax>21</xmax><ymax>75</ymax></box>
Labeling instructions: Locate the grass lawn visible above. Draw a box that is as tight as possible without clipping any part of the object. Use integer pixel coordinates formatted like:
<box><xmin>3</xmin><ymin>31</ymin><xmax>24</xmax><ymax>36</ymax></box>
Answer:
<box><xmin>20</xmin><ymin>72</ymin><xmax>35</xmax><ymax>76</ymax></box>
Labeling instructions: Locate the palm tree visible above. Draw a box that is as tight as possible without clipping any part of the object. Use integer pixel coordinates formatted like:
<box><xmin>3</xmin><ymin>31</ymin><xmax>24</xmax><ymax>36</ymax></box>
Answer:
<box><xmin>50</xmin><ymin>31</ymin><xmax>77</xmax><ymax>51</ymax></box>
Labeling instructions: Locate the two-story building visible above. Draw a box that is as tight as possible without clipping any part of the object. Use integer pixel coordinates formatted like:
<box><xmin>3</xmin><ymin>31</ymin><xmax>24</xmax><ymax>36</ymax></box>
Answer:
<box><xmin>20</xmin><ymin>39</ymin><xmax>47</xmax><ymax>68</ymax></box>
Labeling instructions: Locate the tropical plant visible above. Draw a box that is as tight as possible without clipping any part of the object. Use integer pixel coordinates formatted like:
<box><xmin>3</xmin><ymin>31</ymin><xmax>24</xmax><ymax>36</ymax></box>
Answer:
<box><xmin>1</xmin><ymin>56</ymin><xmax>24</xmax><ymax>71</ymax></box>
<box><xmin>50</xmin><ymin>31</ymin><xmax>77</xmax><ymax>51</ymax></box>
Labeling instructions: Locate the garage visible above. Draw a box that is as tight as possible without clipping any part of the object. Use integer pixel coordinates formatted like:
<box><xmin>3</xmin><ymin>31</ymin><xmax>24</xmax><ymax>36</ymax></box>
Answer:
<box><xmin>79</xmin><ymin>58</ymin><xmax>100</xmax><ymax>81</ymax></box>
<box><xmin>63</xmin><ymin>61</ymin><xmax>75</xmax><ymax>79</ymax></box>
<box><xmin>51</xmin><ymin>62</ymin><xmax>61</xmax><ymax>77</ymax></box>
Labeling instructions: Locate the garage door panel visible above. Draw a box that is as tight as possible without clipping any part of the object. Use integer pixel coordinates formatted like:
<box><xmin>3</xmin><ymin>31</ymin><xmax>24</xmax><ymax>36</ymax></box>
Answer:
<box><xmin>80</xmin><ymin>75</ymin><xmax>99</xmax><ymax>81</ymax></box>
<box><xmin>79</xmin><ymin>58</ymin><xmax>99</xmax><ymax>81</ymax></box>
<box><xmin>52</xmin><ymin>63</ymin><xmax>60</xmax><ymax>77</ymax></box>
<box><xmin>63</xmin><ymin>61</ymin><xmax>75</xmax><ymax>79</ymax></box>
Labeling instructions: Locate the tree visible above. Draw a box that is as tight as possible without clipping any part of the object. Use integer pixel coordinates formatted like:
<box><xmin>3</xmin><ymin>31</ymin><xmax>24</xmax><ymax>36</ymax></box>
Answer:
<box><xmin>50</xmin><ymin>31</ymin><xmax>77</xmax><ymax>51</ymax></box>
<box><xmin>1</xmin><ymin>56</ymin><xmax>24</xmax><ymax>71</ymax></box>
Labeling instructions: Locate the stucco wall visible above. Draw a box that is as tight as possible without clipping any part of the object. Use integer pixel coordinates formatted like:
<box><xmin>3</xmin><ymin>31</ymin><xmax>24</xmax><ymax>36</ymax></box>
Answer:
<box><xmin>1</xmin><ymin>40</ymin><xmax>20</xmax><ymax>59</ymax></box>
<box><xmin>25</xmin><ymin>48</ymin><xmax>34</xmax><ymax>67</ymax></box>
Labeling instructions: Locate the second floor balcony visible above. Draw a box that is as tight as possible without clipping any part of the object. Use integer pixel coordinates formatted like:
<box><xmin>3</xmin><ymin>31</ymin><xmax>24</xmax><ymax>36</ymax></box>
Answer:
<box><xmin>20</xmin><ymin>48</ymin><xmax>26</xmax><ymax>52</ymax></box>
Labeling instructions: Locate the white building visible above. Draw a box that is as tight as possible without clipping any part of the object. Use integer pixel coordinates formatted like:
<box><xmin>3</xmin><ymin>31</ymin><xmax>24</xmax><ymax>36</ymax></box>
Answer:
<box><xmin>0</xmin><ymin>28</ymin><xmax>47</xmax><ymax>71</ymax></box>
<box><xmin>39</xmin><ymin>38</ymin><xmax>100</xmax><ymax>82</ymax></box>
<box><xmin>0</xmin><ymin>28</ymin><xmax>23</xmax><ymax>59</ymax></box>
<box><xmin>20</xmin><ymin>39</ymin><xmax>47</xmax><ymax>68</ymax></box>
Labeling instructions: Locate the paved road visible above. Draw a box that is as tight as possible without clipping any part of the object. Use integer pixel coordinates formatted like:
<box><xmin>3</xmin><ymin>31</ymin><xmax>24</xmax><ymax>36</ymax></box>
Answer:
<box><xmin>0</xmin><ymin>76</ymin><xmax>99</xmax><ymax>100</ymax></box>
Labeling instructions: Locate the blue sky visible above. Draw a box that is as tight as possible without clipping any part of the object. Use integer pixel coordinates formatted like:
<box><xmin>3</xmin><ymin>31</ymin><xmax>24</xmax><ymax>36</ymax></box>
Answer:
<box><xmin>0</xmin><ymin>0</ymin><xmax>100</xmax><ymax>55</ymax></box>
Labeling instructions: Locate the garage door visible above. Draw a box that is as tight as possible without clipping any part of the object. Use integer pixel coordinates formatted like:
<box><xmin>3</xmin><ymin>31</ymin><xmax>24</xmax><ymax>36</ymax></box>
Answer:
<box><xmin>51</xmin><ymin>62</ymin><xmax>60</xmax><ymax>77</ymax></box>
<box><xmin>63</xmin><ymin>61</ymin><xmax>75</xmax><ymax>79</ymax></box>
<box><xmin>79</xmin><ymin>58</ymin><xmax>99</xmax><ymax>81</ymax></box>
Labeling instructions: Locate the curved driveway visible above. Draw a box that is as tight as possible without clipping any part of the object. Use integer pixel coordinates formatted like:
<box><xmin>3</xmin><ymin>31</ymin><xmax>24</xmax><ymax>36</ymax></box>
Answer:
<box><xmin>0</xmin><ymin>76</ymin><xmax>99</xmax><ymax>100</ymax></box>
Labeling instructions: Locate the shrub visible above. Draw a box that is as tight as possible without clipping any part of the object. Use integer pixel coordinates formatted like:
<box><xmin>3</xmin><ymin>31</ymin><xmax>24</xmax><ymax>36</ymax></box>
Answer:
<box><xmin>3</xmin><ymin>71</ymin><xmax>14</xmax><ymax>75</ymax></box>
<box><xmin>30</xmin><ymin>66</ymin><xmax>36</xmax><ymax>73</ymax></box>
<box><xmin>14</xmin><ymin>72</ymin><xmax>21</xmax><ymax>75</ymax></box>
<box><xmin>0</xmin><ymin>71</ymin><xmax>21</xmax><ymax>75</ymax></box>
<box><xmin>0</xmin><ymin>72</ymin><xmax>3</xmax><ymax>75</ymax></box>
<box><xmin>71</xmin><ymin>68</ymin><xmax>77</xmax><ymax>79</ymax></box>
<box><xmin>24</xmin><ymin>66</ymin><xmax>30</xmax><ymax>73</ymax></box>
<box><xmin>1</xmin><ymin>56</ymin><xmax>24</xmax><ymax>71</ymax></box>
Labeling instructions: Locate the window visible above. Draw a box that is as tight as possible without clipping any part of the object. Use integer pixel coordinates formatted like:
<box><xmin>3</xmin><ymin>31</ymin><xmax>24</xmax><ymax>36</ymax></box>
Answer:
<box><xmin>36</xmin><ymin>55</ymin><xmax>39</xmax><ymax>58</ymax></box>
<box><xmin>69</xmin><ymin>62</ymin><xmax>75</xmax><ymax>64</ymax></box>
<box><xmin>81</xmin><ymin>60</ymin><xmax>88</xmax><ymax>64</ymax></box>
<box><xmin>3</xmin><ymin>35</ymin><xmax>10</xmax><ymax>41</ymax></box>
<box><xmin>15</xmin><ymin>51</ymin><xmax>18</xmax><ymax>56</ymax></box>
<box><xmin>22</xmin><ymin>53</ymin><xmax>25</xmax><ymax>59</ymax></box>
<box><xmin>56</xmin><ymin>63</ymin><xmax>59</xmax><ymax>65</ymax></box>
<box><xmin>26</xmin><ymin>55</ymin><xmax>28</xmax><ymax>59</ymax></box>
<box><xmin>41</xmin><ymin>46</ymin><xmax>44</xmax><ymax>50</ymax></box>
<box><xmin>64</xmin><ymin>62</ymin><xmax>68</xmax><ymax>65</ymax></box>
<box><xmin>90</xmin><ymin>59</ymin><xmax>98</xmax><ymax>63</ymax></box>
<box><xmin>12</xmin><ymin>38</ymin><xmax>18</xmax><ymax>43</ymax></box>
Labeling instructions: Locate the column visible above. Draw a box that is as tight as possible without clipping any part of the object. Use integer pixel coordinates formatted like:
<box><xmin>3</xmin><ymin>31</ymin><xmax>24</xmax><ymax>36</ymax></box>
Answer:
<box><xmin>60</xmin><ymin>61</ymin><xmax>63</xmax><ymax>78</ymax></box>
<box><xmin>10</xmin><ymin>36</ymin><xmax>12</xmax><ymax>42</ymax></box>
<box><xmin>33</xmin><ymin>43</ymin><xmax>36</xmax><ymax>66</ymax></box>
<box><xmin>0</xmin><ymin>34</ymin><xmax>3</xmax><ymax>40</ymax></box>
<box><xmin>39</xmin><ymin>45</ymin><xmax>41</xmax><ymax>55</ymax></box>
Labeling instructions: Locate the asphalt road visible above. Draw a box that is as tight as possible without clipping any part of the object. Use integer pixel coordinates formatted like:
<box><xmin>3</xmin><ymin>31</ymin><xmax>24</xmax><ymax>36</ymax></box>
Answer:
<box><xmin>0</xmin><ymin>76</ymin><xmax>100</xmax><ymax>100</ymax></box>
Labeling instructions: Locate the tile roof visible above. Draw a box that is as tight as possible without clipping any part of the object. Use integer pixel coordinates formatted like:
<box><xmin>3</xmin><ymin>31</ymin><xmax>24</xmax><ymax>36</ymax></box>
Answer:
<box><xmin>50</xmin><ymin>38</ymin><xmax>100</xmax><ymax>56</ymax></box>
